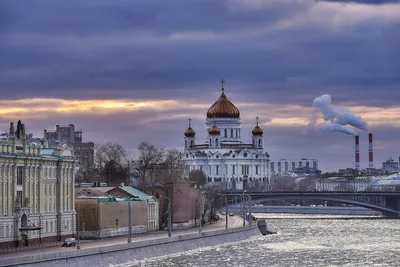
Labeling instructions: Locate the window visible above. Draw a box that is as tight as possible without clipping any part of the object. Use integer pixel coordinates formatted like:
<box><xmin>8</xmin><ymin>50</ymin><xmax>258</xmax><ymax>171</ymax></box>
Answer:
<box><xmin>216</xmin><ymin>165</ymin><xmax>219</xmax><ymax>175</ymax></box>
<box><xmin>258</xmin><ymin>139</ymin><xmax>262</xmax><ymax>147</ymax></box>
<box><xmin>215</xmin><ymin>139</ymin><xmax>218</xmax><ymax>146</ymax></box>
<box><xmin>224</xmin><ymin>129</ymin><xmax>227</xmax><ymax>137</ymax></box>
<box><xmin>241</xmin><ymin>165</ymin><xmax>249</xmax><ymax>175</ymax></box>
<box><xmin>17</xmin><ymin>166</ymin><xmax>23</xmax><ymax>185</ymax></box>
<box><xmin>232</xmin><ymin>165</ymin><xmax>235</xmax><ymax>175</ymax></box>
<box><xmin>256</xmin><ymin>165</ymin><xmax>259</xmax><ymax>175</ymax></box>
<box><xmin>44</xmin><ymin>185</ymin><xmax>47</xmax><ymax>196</ymax></box>
<box><xmin>231</xmin><ymin>129</ymin><xmax>233</xmax><ymax>138</ymax></box>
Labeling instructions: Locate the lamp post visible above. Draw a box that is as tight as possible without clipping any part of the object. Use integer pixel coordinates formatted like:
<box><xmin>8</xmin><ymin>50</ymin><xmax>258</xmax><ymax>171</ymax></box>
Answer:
<box><xmin>198</xmin><ymin>195</ymin><xmax>202</xmax><ymax>234</ymax></box>
<box><xmin>76</xmin><ymin>201</ymin><xmax>80</xmax><ymax>250</ymax></box>
<box><xmin>127</xmin><ymin>201</ymin><xmax>132</xmax><ymax>243</ymax></box>
<box><xmin>218</xmin><ymin>193</ymin><xmax>228</xmax><ymax>230</ymax></box>
<box><xmin>159</xmin><ymin>196</ymin><xmax>172</xmax><ymax>237</ymax></box>
<box><xmin>243</xmin><ymin>193</ymin><xmax>252</xmax><ymax>226</ymax></box>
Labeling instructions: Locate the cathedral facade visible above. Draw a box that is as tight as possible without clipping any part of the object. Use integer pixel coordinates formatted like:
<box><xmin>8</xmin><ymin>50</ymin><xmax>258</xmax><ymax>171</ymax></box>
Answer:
<box><xmin>182</xmin><ymin>80</ymin><xmax>270</xmax><ymax>191</ymax></box>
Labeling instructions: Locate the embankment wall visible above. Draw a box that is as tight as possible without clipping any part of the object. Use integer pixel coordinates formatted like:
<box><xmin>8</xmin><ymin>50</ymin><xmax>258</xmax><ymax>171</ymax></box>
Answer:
<box><xmin>0</xmin><ymin>225</ymin><xmax>260</xmax><ymax>267</ymax></box>
<box><xmin>228</xmin><ymin>205</ymin><xmax>382</xmax><ymax>216</ymax></box>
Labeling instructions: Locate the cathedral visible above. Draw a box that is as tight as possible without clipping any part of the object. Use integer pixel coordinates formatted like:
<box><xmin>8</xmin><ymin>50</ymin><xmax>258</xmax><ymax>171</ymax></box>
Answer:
<box><xmin>182</xmin><ymin>80</ymin><xmax>270</xmax><ymax>191</ymax></box>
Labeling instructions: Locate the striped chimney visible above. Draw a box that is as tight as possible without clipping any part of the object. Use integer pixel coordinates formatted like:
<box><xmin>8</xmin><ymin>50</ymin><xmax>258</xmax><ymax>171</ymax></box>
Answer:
<box><xmin>355</xmin><ymin>135</ymin><xmax>360</xmax><ymax>170</ymax></box>
<box><xmin>368</xmin><ymin>133</ymin><xmax>374</xmax><ymax>168</ymax></box>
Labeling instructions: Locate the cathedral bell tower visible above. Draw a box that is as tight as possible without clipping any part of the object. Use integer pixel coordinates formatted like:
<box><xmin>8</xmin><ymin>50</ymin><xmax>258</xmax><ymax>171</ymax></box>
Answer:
<box><xmin>184</xmin><ymin>118</ymin><xmax>196</xmax><ymax>149</ymax></box>
<box><xmin>208</xmin><ymin>120</ymin><xmax>221</xmax><ymax>148</ymax></box>
<box><xmin>252</xmin><ymin>116</ymin><xmax>264</xmax><ymax>149</ymax></box>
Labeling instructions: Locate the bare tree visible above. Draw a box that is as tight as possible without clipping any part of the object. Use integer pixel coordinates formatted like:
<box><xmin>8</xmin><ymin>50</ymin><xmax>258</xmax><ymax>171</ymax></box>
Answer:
<box><xmin>93</xmin><ymin>141</ymin><xmax>134</xmax><ymax>185</ymax></box>
<box><xmin>201</xmin><ymin>183</ymin><xmax>224</xmax><ymax>224</ymax></box>
<box><xmin>189</xmin><ymin>169</ymin><xmax>207</xmax><ymax>188</ymax></box>
<box><xmin>135</xmin><ymin>142</ymin><xmax>165</xmax><ymax>189</ymax></box>
<box><xmin>270</xmin><ymin>175</ymin><xmax>297</xmax><ymax>191</ymax></box>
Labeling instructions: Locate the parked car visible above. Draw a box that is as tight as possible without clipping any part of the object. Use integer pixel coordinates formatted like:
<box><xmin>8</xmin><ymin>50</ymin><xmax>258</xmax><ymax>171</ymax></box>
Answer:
<box><xmin>62</xmin><ymin>238</ymin><xmax>76</xmax><ymax>247</ymax></box>
<box><xmin>229</xmin><ymin>212</ymin><xmax>234</xmax><ymax>217</ymax></box>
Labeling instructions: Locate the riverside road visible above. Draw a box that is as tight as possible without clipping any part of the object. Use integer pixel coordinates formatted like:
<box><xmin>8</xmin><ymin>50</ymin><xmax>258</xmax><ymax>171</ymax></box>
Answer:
<box><xmin>0</xmin><ymin>214</ymin><xmax>246</xmax><ymax>261</ymax></box>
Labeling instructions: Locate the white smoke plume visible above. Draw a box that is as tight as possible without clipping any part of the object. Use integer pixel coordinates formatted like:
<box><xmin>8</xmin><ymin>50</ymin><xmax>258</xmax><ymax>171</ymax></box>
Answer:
<box><xmin>310</xmin><ymin>94</ymin><xmax>368</xmax><ymax>135</ymax></box>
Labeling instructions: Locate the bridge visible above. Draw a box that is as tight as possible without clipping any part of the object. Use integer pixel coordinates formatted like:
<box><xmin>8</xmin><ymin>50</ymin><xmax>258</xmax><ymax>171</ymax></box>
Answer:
<box><xmin>220</xmin><ymin>191</ymin><xmax>400</xmax><ymax>218</ymax></box>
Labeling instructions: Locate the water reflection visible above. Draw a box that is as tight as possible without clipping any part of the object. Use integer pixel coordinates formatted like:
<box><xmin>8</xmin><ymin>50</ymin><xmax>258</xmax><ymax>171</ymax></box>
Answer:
<box><xmin>126</xmin><ymin>214</ymin><xmax>400</xmax><ymax>267</ymax></box>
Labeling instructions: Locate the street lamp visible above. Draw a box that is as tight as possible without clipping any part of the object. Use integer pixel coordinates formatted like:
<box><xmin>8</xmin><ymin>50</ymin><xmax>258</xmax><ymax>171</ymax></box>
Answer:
<box><xmin>243</xmin><ymin>193</ymin><xmax>252</xmax><ymax>226</ymax></box>
<box><xmin>218</xmin><ymin>193</ymin><xmax>228</xmax><ymax>230</ymax></box>
<box><xmin>127</xmin><ymin>201</ymin><xmax>132</xmax><ymax>243</ymax></box>
<box><xmin>159</xmin><ymin>196</ymin><xmax>172</xmax><ymax>237</ymax></box>
<box><xmin>76</xmin><ymin>200</ymin><xmax>81</xmax><ymax>250</ymax></box>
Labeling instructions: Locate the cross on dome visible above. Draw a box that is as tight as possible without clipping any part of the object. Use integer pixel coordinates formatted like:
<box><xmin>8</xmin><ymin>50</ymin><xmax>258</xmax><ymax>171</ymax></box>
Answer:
<box><xmin>256</xmin><ymin>116</ymin><xmax>259</xmax><ymax>125</ymax></box>
<box><xmin>188</xmin><ymin>118</ymin><xmax>192</xmax><ymax>127</ymax></box>
<box><xmin>220</xmin><ymin>79</ymin><xmax>225</xmax><ymax>91</ymax></box>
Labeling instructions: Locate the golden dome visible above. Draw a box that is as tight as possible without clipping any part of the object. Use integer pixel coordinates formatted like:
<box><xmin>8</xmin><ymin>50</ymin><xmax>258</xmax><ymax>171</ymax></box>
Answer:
<box><xmin>184</xmin><ymin>127</ymin><xmax>195</xmax><ymax>137</ymax></box>
<box><xmin>184</xmin><ymin>118</ymin><xmax>196</xmax><ymax>137</ymax></box>
<box><xmin>206</xmin><ymin>79</ymin><xmax>240</xmax><ymax>119</ymax></box>
<box><xmin>252</xmin><ymin>116</ymin><xmax>263</xmax><ymax>136</ymax></box>
<box><xmin>208</xmin><ymin>124</ymin><xmax>220</xmax><ymax>135</ymax></box>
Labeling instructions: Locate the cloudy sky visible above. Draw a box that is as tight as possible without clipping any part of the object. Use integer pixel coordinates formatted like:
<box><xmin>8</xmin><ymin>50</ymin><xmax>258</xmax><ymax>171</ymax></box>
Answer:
<box><xmin>1</xmin><ymin>0</ymin><xmax>399</xmax><ymax>171</ymax></box>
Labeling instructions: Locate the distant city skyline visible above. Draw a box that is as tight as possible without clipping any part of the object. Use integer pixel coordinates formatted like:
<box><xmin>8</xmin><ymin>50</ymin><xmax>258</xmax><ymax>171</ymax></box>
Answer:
<box><xmin>1</xmin><ymin>0</ymin><xmax>399</xmax><ymax>171</ymax></box>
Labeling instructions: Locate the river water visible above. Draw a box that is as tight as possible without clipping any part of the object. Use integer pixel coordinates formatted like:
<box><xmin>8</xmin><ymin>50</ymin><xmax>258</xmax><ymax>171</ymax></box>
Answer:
<box><xmin>127</xmin><ymin>214</ymin><xmax>400</xmax><ymax>267</ymax></box>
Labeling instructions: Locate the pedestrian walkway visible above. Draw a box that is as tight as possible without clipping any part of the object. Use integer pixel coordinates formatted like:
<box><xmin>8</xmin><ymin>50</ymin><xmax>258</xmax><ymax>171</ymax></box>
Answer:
<box><xmin>0</xmin><ymin>214</ymin><xmax>247</xmax><ymax>260</ymax></box>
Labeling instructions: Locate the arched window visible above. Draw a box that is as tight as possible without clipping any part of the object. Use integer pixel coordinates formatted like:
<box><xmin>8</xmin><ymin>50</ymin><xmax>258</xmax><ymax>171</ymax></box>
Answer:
<box><xmin>216</xmin><ymin>139</ymin><xmax>219</xmax><ymax>146</ymax></box>
<box><xmin>190</xmin><ymin>140</ymin><xmax>194</xmax><ymax>147</ymax></box>
<box><xmin>210</xmin><ymin>138</ymin><xmax>212</xmax><ymax>146</ymax></box>
<box><xmin>231</xmin><ymin>129</ymin><xmax>233</xmax><ymax>138</ymax></box>
<box><xmin>258</xmin><ymin>139</ymin><xmax>262</xmax><ymax>147</ymax></box>
<box><xmin>185</xmin><ymin>140</ymin><xmax>187</xmax><ymax>147</ymax></box>
<box><xmin>224</xmin><ymin>129</ymin><xmax>227</xmax><ymax>137</ymax></box>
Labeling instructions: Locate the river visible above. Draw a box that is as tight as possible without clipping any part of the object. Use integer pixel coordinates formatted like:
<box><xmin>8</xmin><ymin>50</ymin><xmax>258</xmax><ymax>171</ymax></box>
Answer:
<box><xmin>125</xmin><ymin>214</ymin><xmax>400</xmax><ymax>267</ymax></box>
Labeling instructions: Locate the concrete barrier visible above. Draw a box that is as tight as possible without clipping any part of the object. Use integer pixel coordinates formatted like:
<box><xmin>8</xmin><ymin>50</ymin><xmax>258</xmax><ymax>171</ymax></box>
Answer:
<box><xmin>0</xmin><ymin>225</ymin><xmax>260</xmax><ymax>267</ymax></box>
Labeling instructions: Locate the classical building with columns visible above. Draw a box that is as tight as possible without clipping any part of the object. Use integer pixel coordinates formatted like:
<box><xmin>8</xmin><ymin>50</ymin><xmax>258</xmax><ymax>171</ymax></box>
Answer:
<box><xmin>182</xmin><ymin>80</ymin><xmax>271</xmax><ymax>191</ymax></box>
<box><xmin>0</xmin><ymin>120</ymin><xmax>78</xmax><ymax>248</ymax></box>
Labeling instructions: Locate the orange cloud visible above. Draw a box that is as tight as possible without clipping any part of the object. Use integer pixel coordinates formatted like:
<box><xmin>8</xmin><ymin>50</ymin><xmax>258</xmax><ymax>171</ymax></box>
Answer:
<box><xmin>0</xmin><ymin>98</ymin><xmax>399</xmax><ymax>128</ymax></box>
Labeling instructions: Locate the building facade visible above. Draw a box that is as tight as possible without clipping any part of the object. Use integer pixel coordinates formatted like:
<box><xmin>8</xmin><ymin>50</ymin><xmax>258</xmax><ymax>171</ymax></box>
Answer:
<box><xmin>182</xmin><ymin>80</ymin><xmax>270</xmax><ymax>191</ymax></box>
<box><xmin>106</xmin><ymin>185</ymin><xmax>159</xmax><ymax>231</ymax></box>
<box><xmin>75</xmin><ymin>197</ymin><xmax>149</xmax><ymax>239</ymax></box>
<box><xmin>44</xmin><ymin>124</ymin><xmax>94</xmax><ymax>177</ymax></box>
<box><xmin>270</xmin><ymin>158</ymin><xmax>319</xmax><ymax>176</ymax></box>
<box><xmin>0</xmin><ymin>121</ymin><xmax>78</xmax><ymax>249</ymax></box>
<box><xmin>171</xmin><ymin>183</ymin><xmax>201</xmax><ymax>228</ymax></box>
<box><xmin>382</xmin><ymin>157</ymin><xmax>399</xmax><ymax>174</ymax></box>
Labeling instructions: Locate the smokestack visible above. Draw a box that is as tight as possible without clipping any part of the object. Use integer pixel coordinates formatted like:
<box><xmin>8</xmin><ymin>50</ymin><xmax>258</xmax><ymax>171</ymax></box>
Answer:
<box><xmin>368</xmin><ymin>133</ymin><xmax>374</xmax><ymax>168</ymax></box>
<box><xmin>355</xmin><ymin>135</ymin><xmax>360</xmax><ymax>170</ymax></box>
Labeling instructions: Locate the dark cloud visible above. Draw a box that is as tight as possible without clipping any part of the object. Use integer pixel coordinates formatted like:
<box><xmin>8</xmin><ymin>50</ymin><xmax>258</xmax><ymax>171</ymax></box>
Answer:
<box><xmin>319</xmin><ymin>0</ymin><xmax>400</xmax><ymax>4</ymax></box>
<box><xmin>1</xmin><ymin>0</ymin><xmax>400</xmax><ymax>171</ymax></box>
<box><xmin>0</xmin><ymin>0</ymin><xmax>399</xmax><ymax>107</ymax></box>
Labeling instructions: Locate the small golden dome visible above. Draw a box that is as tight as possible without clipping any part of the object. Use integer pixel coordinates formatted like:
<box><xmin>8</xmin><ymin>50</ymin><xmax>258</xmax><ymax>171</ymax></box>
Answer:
<box><xmin>184</xmin><ymin>118</ymin><xmax>196</xmax><ymax>137</ymax></box>
<box><xmin>184</xmin><ymin>127</ymin><xmax>195</xmax><ymax>137</ymax></box>
<box><xmin>208</xmin><ymin>124</ymin><xmax>220</xmax><ymax>135</ymax></box>
<box><xmin>252</xmin><ymin>125</ymin><xmax>263</xmax><ymax>136</ymax></box>
<box><xmin>206</xmin><ymin>79</ymin><xmax>240</xmax><ymax>119</ymax></box>
<box><xmin>252</xmin><ymin>116</ymin><xmax>263</xmax><ymax>136</ymax></box>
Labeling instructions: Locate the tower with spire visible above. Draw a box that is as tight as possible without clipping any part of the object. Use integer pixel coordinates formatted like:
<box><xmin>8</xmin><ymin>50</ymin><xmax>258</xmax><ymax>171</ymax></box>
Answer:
<box><xmin>252</xmin><ymin>116</ymin><xmax>264</xmax><ymax>149</ymax></box>
<box><xmin>184</xmin><ymin>118</ymin><xmax>196</xmax><ymax>149</ymax></box>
